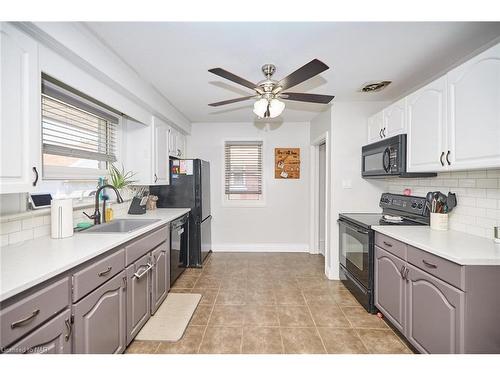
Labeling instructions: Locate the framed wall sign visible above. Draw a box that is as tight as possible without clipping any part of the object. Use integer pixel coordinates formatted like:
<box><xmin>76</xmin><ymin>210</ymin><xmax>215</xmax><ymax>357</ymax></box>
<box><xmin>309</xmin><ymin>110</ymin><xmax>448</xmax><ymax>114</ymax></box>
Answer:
<box><xmin>275</xmin><ymin>148</ymin><xmax>300</xmax><ymax>179</ymax></box>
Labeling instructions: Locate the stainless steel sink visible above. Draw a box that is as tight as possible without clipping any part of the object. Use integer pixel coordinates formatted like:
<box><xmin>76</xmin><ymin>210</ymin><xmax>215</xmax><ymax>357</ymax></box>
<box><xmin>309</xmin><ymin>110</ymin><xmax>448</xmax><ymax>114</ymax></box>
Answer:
<box><xmin>81</xmin><ymin>219</ymin><xmax>161</xmax><ymax>233</ymax></box>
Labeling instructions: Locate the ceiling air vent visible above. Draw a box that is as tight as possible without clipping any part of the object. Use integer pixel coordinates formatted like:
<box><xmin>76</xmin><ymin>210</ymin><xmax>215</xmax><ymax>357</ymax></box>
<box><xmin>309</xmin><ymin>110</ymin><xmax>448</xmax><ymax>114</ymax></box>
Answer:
<box><xmin>361</xmin><ymin>81</ymin><xmax>392</xmax><ymax>92</ymax></box>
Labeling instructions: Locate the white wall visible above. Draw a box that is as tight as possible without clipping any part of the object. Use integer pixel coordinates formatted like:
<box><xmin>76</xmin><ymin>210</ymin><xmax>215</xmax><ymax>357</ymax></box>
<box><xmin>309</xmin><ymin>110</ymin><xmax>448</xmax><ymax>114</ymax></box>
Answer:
<box><xmin>310</xmin><ymin>103</ymin><xmax>387</xmax><ymax>279</ymax></box>
<box><xmin>188</xmin><ymin>122</ymin><xmax>311</xmax><ymax>252</ymax></box>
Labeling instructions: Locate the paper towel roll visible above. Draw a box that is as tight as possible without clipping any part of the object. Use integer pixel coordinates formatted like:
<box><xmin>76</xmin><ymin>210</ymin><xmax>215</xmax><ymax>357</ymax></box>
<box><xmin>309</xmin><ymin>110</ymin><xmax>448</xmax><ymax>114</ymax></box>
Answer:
<box><xmin>51</xmin><ymin>199</ymin><xmax>74</xmax><ymax>239</ymax></box>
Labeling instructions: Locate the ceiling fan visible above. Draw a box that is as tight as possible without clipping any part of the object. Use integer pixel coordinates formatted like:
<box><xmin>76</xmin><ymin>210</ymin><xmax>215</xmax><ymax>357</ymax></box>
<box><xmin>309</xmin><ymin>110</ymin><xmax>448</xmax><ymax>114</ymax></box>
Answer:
<box><xmin>208</xmin><ymin>59</ymin><xmax>335</xmax><ymax>119</ymax></box>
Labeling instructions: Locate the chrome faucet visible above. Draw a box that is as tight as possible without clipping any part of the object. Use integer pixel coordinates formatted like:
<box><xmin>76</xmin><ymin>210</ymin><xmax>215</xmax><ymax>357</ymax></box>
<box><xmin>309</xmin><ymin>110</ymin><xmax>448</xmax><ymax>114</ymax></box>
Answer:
<box><xmin>84</xmin><ymin>184</ymin><xmax>124</xmax><ymax>225</ymax></box>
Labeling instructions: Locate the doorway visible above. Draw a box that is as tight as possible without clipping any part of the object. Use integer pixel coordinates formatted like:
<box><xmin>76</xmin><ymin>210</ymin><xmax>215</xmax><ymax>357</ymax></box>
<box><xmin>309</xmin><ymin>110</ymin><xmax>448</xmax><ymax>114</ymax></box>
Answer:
<box><xmin>309</xmin><ymin>132</ymin><xmax>329</xmax><ymax>276</ymax></box>
<box><xmin>318</xmin><ymin>142</ymin><xmax>326</xmax><ymax>255</ymax></box>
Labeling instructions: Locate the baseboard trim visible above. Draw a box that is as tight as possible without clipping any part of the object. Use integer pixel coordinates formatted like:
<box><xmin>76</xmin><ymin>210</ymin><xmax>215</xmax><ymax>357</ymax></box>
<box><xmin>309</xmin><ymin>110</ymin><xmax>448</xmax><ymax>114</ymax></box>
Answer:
<box><xmin>212</xmin><ymin>243</ymin><xmax>310</xmax><ymax>252</ymax></box>
<box><xmin>325</xmin><ymin>265</ymin><xmax>339</xmax><ymax>280</ymax></box>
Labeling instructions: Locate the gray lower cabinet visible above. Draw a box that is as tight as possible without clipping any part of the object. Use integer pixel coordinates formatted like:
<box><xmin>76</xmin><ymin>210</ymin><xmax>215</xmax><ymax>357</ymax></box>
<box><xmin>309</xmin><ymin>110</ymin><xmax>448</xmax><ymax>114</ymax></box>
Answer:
<box><xmin>406</xmin><ymin>264</ymin><xmax>464</xmax><ymax>354</ymax></box>
<box><xmin>151</xmin><ymin>244</ymin><xmax>169</xmax><ymax>314</ymax></box>
<box><xmin>5</xmin><ymin>309</ymin><xmax>72</xmax><ymax>354</ymax></box>
<box><xmin>72</xmin><ymin>271</ymin><xmax>127</xmax><ymax>354</ymax></box>
<box><xmin>126</xmin><ymin>253</ymin><xmax>152</xmax><ymax>345</ymax></box>
<box><xmin>374</xmin><ymin>246</ymin><xmax>406</xmax><ymax>333</ymax></box>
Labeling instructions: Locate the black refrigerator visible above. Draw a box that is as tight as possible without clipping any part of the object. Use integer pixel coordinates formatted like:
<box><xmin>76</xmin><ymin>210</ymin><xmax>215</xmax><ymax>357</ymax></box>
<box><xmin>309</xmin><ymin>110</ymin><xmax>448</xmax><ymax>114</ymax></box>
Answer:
<box><xmin>150</xmin><ymin>159</ymin><xmax>212</xmax><ymax>267</ymax></box>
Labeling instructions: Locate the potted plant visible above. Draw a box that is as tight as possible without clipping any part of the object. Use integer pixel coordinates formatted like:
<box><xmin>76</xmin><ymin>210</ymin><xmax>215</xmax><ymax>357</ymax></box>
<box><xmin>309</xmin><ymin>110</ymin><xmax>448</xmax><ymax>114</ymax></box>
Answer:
<box><xmin>107</xmin><ymin>163</ymin><xmax>138</xmax><ymax>201</ymax></box>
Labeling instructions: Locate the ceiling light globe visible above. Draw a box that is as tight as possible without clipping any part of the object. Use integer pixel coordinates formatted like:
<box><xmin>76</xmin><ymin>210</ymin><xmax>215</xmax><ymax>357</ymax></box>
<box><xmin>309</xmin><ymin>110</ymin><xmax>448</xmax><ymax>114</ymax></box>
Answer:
<box><xmin>253</xmin><ymin>98</ymin><xmax>268</xmax><ymax>118</ymax></box>
<box><xmin>268</xmin><ymin>98</ymin><xmax>285</xmax><ymax>118</ymax></box>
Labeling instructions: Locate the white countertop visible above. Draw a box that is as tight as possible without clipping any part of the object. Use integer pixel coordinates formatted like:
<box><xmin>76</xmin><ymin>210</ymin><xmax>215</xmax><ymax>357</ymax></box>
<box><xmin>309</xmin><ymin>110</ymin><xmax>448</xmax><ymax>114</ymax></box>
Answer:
<box><xmin>372</xmin><ymin>226</ymin><xmax>500</xmax><ymax>266</ymax></box>
<box><xmin>0</xmin><ymin>208</ymin><xmax>190</xmax><ymax>302</ymax></box>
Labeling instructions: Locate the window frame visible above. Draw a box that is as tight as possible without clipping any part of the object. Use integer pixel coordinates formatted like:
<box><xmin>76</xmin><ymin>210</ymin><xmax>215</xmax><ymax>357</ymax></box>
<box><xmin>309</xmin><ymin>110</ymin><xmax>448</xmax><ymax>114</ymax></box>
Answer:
<box><xmin>40</xmin><ymin>79</ymin><xmax>122</xmax><ymax>181</ymax></box>
<box><xmin>221</xmin><ymin>138</ymin><xmax>266</xmax><ymax>208</ymax></box>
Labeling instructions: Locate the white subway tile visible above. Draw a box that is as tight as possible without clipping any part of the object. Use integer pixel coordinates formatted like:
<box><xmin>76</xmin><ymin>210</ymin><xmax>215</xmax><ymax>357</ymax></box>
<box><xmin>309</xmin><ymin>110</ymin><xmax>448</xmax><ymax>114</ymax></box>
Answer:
<box><xmin>8</xmin><ymin>229</ymin><xmax>34</xmax><ymax>244</ymax></box>
<box><xmin>476</xmin><ymin>178</ymin><xmax>498</xmax><ymax>189</ymax></box>
<box><xmin>486</xmin><ymin>169</ymin><xmax>500</xmax><ymax>177</ymax></box>
<box><xmin>461</xmin><ymin>206</ymin><xmax>487</xmax><ymax>217</ymax></box>
<box><xmin>466</xmin><ymin>188</ymin><xmax>487</xmax><ymax>198</ymax></box>
<box><xmin>458</xmin><ymin>196</ymin><xmax>476</xmax><ymax>207</ymax></box>
<box><xmin>476</xmin><ymin>198</ymin><xmax>497</xmax><ymax>209</ymax></box>
<box><xmin>459</xmin><ymin>179</ymin><xmax>476</xmax><ymax>188</ymax></box>
<box><xmin>451</xmin><ymin>214</ymin><xmax>476</xmax><ymax>225</ymax></box>
<box><xmin>486</xmin><ymin>209</ymin><xmax>500</xmax><ymax>219</ymax></box>
<box><xmin>1</xmin><ymin>234</ymin><xmax>8</xmax><ymax>247</ymax></box>
<box><xmin>42</xmin><ymin>215</ymin><xmax>51</xmax><ymax>225</ymax></box>
<box><xmin>465</xmin><ymin>226</ymin><xmax>487</xmax><ymax>237</ymax></box>
<box><xmin>0</xmin><ymin>220</ymin><xmax>22</xmax><ymax>235</ymax></box>
<box><xmin>21</xmin><ymin>216</ymin><xmax>43</xmax><ymax>230</ymax></box>
<box><xmin>449</xmin><ymin>171</ymin><xmax>468</xmax><ymax>178</ymax></box>
<box><xmin>476</xmin><ymin>216</ymin><xmax>498</xmax><ymax>229</ymax></box>
<box><xmin>467</xmin><ymin>170</ymin><xmax>487</xmax><ymax>178</ymax></box>
<box><xmin>33</xmin><ymin>225</ymin><xmax>50</xmax><ymax>238</ymax></box>
<box><xmin>487</xmin><ymin>189</ymin><xmax>500</xmax><ymax>199</ymax></box>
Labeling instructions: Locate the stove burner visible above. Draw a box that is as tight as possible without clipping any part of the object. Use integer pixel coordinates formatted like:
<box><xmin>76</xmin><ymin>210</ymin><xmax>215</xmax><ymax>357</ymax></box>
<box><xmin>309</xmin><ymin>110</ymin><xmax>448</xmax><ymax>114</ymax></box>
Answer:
<box><xmin>382</xmin><ymin>214</ymin><xmax>404</xmax><ymax>223</ymax></box>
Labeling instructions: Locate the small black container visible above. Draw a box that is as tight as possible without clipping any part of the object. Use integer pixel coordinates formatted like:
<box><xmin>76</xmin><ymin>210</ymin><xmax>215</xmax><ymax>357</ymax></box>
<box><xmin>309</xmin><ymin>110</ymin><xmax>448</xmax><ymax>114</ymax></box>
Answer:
<box><xmin>127</xmin><ymin>196</ymin><xmax>147</xmax><ymax>215</ymax></box>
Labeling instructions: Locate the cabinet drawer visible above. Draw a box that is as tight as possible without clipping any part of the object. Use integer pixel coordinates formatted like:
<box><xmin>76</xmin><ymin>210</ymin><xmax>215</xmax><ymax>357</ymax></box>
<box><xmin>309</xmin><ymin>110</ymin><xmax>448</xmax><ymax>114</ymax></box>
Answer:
<box><xmin>407</xmin><ymin>246</ymin><xmax>464</xmax><ymax>290</ymax></box>
<box><xmin>72</xmin><ymin>249</ymin><xmax>125</xmax><ymax>302</ymax></box>
<box><xmin>125</xmin><ymin>226</ymin><xmax>167</xmax><ymax>265</ymax></box>
<box><xmin>0</xmin><ymin>277</ymin><xmax>70</xmax><ymax>348</ymax></box>
<box><xmin>375</xmin><ymin>233</ymin><xmax>407</xmax><ymax>260</ymax></box>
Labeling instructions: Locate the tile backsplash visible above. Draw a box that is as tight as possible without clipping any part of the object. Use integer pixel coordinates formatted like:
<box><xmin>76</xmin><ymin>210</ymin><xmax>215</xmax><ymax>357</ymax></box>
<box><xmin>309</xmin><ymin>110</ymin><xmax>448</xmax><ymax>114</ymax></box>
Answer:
<box><xmin>385</xmin><ymin>169</ymin><xmax>500</xmax><ymax>239</ymax></box>
<box><xmin>1</xmin><ymin>200</ymin><xmax>131</xmax><ymax>247</ymax></box>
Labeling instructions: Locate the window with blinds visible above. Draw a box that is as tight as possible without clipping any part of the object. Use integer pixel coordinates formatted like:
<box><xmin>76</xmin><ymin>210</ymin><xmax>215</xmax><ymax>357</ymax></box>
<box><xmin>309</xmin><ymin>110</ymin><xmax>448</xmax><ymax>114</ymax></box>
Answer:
<box><xmin>224</xmin><ymin>141</ymin><xmax>263</xmax><ymax>200</ymax></box>
<box><xmin>41</xmin><ymin>76</ymin><xmax>119</xmax><ymax>179</ymax></box>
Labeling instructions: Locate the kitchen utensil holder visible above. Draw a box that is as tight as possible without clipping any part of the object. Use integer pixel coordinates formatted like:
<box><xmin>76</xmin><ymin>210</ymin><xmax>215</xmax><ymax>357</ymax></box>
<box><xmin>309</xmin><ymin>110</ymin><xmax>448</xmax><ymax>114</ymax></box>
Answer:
<box><xmin>431</xmin><ymin>213</ymin><xmax>449</xmax><ymax>231</ymax></box>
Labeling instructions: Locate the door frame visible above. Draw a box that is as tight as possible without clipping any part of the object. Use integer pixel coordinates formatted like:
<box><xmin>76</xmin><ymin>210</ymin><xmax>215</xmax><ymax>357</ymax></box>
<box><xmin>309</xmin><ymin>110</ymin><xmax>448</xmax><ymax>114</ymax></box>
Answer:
<box><xmin>309</xmin><ymin>131</ymin><xmax>330</xmax><ymax>273</ymax></box>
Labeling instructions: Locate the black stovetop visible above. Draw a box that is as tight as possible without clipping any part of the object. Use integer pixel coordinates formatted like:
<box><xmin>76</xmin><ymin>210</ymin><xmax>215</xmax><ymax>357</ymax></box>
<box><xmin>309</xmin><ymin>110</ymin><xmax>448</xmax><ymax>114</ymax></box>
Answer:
<box><xmin>339</xmin><ymin>212</ymin><xmax>427</xmax><ymax>230</ymax></box>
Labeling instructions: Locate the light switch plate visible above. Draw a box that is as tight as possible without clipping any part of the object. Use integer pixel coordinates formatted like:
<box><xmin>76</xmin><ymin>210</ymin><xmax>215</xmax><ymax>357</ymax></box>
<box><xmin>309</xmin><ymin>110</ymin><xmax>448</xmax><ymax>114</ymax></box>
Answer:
<box><xmin>342</xmin><ymin>179</ymin><xmax>352</xmax><ymax>189</ymax></box>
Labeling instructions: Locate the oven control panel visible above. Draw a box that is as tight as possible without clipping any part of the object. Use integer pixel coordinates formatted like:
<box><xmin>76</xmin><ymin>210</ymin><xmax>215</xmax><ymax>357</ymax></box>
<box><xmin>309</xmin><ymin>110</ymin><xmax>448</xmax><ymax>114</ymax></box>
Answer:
<box><xmin>379</xmin><ymin>193</ymin><xmax>427</xmax><ymax>216</ymax></box>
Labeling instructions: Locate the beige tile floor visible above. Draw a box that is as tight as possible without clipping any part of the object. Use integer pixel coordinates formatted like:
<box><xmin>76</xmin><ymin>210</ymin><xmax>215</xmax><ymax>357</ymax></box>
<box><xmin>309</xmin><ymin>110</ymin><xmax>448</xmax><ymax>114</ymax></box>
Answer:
<box><xmin>126</xmin><ymin>252</ymin><xmax>412</xmax><ymax>354</ymax></box>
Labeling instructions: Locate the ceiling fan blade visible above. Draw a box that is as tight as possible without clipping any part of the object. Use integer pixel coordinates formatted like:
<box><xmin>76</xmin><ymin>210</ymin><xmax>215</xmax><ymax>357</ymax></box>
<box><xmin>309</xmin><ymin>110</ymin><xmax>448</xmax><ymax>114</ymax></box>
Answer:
<box><xmin>208</xmin><ymin>96</ymin><xmax>255</xmax><ymax>107</ymax></box>
<box><xmin>276</xmin><ymin>59</ymin><xmax>329</xmax><ymax>91</ymax></box>
<box><xmin>280</xmin><ymin>92</ymin><xmax>335</xmax><ymax>104</ymax></box>
<box><xmin>208</xmin><ymin>68</ymin><xmax>258</xmax><ymax>91</ymax></box>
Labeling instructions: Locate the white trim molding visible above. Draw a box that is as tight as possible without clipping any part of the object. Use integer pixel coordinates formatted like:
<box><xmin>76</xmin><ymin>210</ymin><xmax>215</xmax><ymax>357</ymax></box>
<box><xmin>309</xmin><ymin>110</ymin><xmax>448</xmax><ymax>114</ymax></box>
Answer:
<box><xmin>212</xmin><ymin>243</ymin><xmax>310</xmax><ymax>252</ymax></box>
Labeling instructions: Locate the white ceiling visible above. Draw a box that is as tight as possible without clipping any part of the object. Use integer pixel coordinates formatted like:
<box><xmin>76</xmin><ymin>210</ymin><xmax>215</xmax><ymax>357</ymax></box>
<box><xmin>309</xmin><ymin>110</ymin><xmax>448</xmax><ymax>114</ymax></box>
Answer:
<box><xmin>85</xmin><ymin>22</ymin><xmax>500</xmax><ymax>123</ymax></box>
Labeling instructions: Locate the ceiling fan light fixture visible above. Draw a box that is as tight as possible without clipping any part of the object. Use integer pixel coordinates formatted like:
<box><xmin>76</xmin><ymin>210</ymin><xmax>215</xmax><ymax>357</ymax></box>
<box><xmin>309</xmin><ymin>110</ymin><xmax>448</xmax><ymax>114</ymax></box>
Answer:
<box><xmin>253</xmin><ymin>98</ymin><xmax>268</xmax><ymax>118</ymax></box>
<box><xmin>268</xmin><ymin>98</ymin><xmax>285</xmax><ymax>118</ymax></box>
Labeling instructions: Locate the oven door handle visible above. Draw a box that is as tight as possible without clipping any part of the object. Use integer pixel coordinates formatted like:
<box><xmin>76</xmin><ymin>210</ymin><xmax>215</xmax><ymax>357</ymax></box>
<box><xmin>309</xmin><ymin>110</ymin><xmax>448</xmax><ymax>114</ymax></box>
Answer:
<box><xmin>355</xmin><ymin>229</ymin><xmax>369</xmax><ymax>235</ymax></box>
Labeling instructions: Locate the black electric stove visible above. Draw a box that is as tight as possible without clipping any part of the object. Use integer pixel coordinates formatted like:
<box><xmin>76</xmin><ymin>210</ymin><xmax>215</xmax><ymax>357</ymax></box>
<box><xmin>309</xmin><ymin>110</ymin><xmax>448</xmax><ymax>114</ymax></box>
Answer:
<box><xmin>338</xmin><ymin>193</ymin><xmax>429</xmax><ymax>313</ymax></box>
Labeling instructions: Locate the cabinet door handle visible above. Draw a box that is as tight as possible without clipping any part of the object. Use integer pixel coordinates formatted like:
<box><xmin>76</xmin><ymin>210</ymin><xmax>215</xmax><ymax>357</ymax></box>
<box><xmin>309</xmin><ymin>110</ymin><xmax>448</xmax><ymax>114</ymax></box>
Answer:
<box><xmin>97</xmin><ymin>266</ymin><xmax>112</xmax><ymax>277</ymax></box>
<box><xmin>383</xmin><ymin>241</ymin><xmax>393</xmax><ymax>248</ymax></box>
<box><xmin>382</xmin><ymin>128</ymin><xmax>386</xmax><ymax>138</ymax></box>
<box><xmin>440</xmin><ymin>152</ymin><xmax>445</xmax><ymax>167</ymax></box>
<box><xmin>404</xmin><ymin>267</ymin><xmax>410</xmax><ymax>280</ymax></box>
<box><xmin>399</xmin><ymin>265</ymin><xmax>406</xmax><ymax>279</ymax></box>
<box><xmin>134</xmin><ymin>263</ymin><xmax>153</xmax><ymax>279</ymax></box>
<box><xmin>11</xmin><ymin>309</ymin><xmax>40</xmax><ymax>329</ymax></box>
<box><xmin>32</xmin><ymin>167</ymin><xmax>39</xmax><ymax>186</ymax></box>
<box><xmin>64</xmin><ymin>318</ymin><xmax>72</xmax><ymax>341</ymax></box>
<box><xmin>154</xmin><ymin>174</ymin><xmax>158</xmax><ymax>183</ymax></box>
<box><xmin>422</xmin><ymin>259</ymin><xmax>437</xmax><ymax>269</ymax></box>
<box><xmin>379</xmin><ymin>129</ymin><xmax>383</xmax><ymax>139</ymax></box>
<box><xmin>446</xmin><ymin>150</ymin><xmax>451</xmax><ymax>166</ymax></box>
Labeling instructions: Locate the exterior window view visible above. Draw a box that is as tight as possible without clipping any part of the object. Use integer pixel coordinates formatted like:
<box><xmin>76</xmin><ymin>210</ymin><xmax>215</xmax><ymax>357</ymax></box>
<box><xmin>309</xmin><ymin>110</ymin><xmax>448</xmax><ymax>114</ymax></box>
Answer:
<box><xmin>0</xmin><ymin>1</ymin><xmax>499</xmax><ymax>373</ymax></box>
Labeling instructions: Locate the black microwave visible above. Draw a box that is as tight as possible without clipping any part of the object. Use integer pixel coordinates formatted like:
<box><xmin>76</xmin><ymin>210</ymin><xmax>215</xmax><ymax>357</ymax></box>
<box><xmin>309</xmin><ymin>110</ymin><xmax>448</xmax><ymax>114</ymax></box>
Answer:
<box><xmin>361</xmin><ymin>134</ymin><xmax>436</xmax><ymax>178</ymax></box>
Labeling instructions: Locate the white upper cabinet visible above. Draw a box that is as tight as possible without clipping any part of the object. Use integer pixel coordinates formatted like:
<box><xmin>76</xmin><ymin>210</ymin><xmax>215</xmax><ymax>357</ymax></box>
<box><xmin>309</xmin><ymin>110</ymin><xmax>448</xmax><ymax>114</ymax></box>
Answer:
<box><xmin>168</xmin><ymin>127</ymin><xmax>186</xmax><ymax>158</ymax></box>
<box><xmin>383</xmin><ymin>98</ymin><xmax>406</xmax><ymax>138</ymax></box>
<box><xmin>366</xmin><ymin>100</ymin><xmax>407</xmax><ymax>145</ymax></box>
<box><xmin>407</xmin><ymin>76</ymin><xmax>448</xmax><ymax>173</ymax></box>
<box><xmin>153</xmin><ymin>118</ymin><xmax>169</xmax><ymax>185</ymax></box>
<box><xmin>367</xmin><ymin>111</ymin><xmax>384</xmax><ymax>144</ymax></box>
<box><xmin>446</xmin><ymin>43</ymin><xmax>500</xmax><ymax>170</ymax></box>
<box><xmin>0</xmin><ymin>23</ymin><xmax>41</xmax><ymax>194</ymax></box>
<box><xmin>123</xmin><ymin>116</ymin><xmax>169</xmax><ymax>185</ymax></box>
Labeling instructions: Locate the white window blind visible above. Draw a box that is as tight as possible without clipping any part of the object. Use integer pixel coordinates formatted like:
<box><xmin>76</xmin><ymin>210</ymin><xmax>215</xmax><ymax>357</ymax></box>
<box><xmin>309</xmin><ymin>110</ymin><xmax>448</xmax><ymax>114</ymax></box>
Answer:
<box><xmin>41</xmin><ymin>78</ymin><xmax>118</xmax><ymax>164</ymax></box>
<box><xmin>224</xmin><ymin>141</ymin><xmax>263</xmax><ymax>196</ymax></box>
